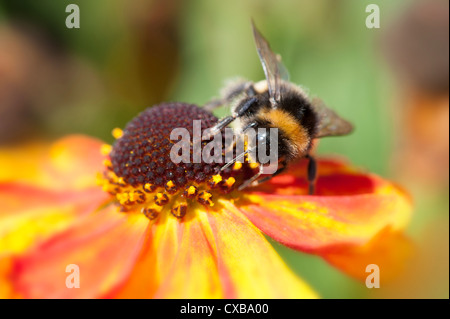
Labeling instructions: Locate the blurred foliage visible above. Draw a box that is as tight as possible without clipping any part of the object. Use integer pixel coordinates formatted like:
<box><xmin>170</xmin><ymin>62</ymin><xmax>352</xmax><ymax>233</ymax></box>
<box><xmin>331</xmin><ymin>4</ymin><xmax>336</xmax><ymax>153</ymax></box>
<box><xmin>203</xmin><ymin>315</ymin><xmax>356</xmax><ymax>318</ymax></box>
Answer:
<box><xmin>0</xmin><ymin>0</ymin><xmax>447</xmax><ymax>298</ymax></box>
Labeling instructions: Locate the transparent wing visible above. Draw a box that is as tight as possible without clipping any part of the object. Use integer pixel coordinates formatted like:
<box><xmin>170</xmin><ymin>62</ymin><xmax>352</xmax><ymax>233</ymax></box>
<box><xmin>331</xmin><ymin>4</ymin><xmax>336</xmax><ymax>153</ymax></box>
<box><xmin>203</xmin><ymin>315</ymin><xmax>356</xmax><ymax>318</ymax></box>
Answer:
<box><xmin>276</xmin><ymin>54</ymin><xmax>290</xmax><ymax>82</ymax></box>
<box><xmin>311</xmin><ymin>98</ymin><xmax>354</xmax><ymax>138</ymax></box>
<box><xmin>251</xmin><ymin>20</ymin><xmax>284</xmax><ymax>105</ymax></box>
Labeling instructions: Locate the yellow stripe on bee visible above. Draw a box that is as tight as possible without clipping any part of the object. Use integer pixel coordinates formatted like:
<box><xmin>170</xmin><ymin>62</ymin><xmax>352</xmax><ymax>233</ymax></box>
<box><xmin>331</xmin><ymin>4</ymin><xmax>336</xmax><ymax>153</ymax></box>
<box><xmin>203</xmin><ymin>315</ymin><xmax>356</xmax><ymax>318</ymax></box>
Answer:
<box><xmin>259</xmin><ymin>108</ymin><xmax>310</xmax><ymax>156</ymax></box>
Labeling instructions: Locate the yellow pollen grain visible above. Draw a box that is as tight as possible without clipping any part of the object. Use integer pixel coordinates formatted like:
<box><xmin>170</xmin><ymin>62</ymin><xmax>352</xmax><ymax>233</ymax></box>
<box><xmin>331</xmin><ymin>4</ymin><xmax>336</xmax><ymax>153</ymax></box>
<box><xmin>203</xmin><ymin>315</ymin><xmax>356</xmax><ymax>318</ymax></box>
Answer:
<box><xmin>187</xmin><ymin>186</ymin><xmax>197</xmax><ymax>195</ymax></box>
<box><xmin>233</xmin><ymin>162</ymin><xmax>243</xmax><ymax>170</ymax></box>
<box><xmin>103</xmin><ymin>159</ymin><xmax>112</xmax><ymax>168</ymax></box>
<box><xmin>249</xmin><ymin>162</ymin><xmax>259</xmax><ymax>169</ymax></box>
<box><xmin>100</xmin><ymin>144</ymin><xmax>112</xmax><ymax>156</ymax></box>
<box><xmin>144</xmin><ymin>183</ymin><xmax>154</xmax><ymax>192</ymax></box>
<box><xmin>117</xmin><ymin>177</ymin><xmax>125</xmax><ymax>185</ymax></box>
<box><xmin>201</xmin><ymin>192</ymin><xmax>212</xmax><ymax>200</ymax></box>
<box><xmin>117</xmin><ymin>193</ymin><xmax>129</xmax><ymax>205</ymax></box>
<box><xmin>225</xmin><ymin>177</ymin><xmax>235</xmax><ymax>187</ymax></box>
<box><xmin>95</xmin><ymin>172</ymin><xmax>104</xmax><ymax>186</ymax></box>
<box><xmin>211</xmin><ymin>175</ymin><xmax>222</xmax><ymax>184</ymax></box>
<box><xmin>112</xmin><ymin>128</ymin><xmax>123</xmax><ymax>139</ymax></box>
<box><xmin>156</xmin><ymin>193</ymin><xmax>165</xmax><ymax>200</ymax></box>
<box><xmin>129</xmin><ymin>191</ymin><xmax>140</xmax><ymax>202</ymax></box>
<box><xmin>166</xmin><ymin>180</ymin><xmax>175</xmax><ymax>188</ymax></box>
<box><xmin>199</xmin><ymin>191</ymin><xmax>214</xmax><ymax>206</ymax></box>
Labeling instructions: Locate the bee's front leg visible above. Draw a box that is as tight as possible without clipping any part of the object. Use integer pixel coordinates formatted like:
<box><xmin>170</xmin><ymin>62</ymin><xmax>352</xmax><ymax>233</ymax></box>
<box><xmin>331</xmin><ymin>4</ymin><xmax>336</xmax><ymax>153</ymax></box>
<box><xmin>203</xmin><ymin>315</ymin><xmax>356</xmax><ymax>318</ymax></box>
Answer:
<box><xmin>238</xmin><ymin>160</ymin><xmax>287</xmax><ymax>190</ymax></box>
<box><xmin>203</xmin><ymin>97</ymin><xmax>258</xmax><ymax>140</ymax></box>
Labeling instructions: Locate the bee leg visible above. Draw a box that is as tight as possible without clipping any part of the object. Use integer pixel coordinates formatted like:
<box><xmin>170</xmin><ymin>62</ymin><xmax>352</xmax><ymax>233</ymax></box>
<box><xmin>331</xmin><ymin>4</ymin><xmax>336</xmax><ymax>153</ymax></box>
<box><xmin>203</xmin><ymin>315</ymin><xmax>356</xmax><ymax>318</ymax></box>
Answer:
<box><xmin>306</xmin><ymin>154</ymin><xmax>317</xmax><ymax>195</ymax></box>
<box><xmin>238</xmin><ymin>164</ymin><xmax>264</xmax><ymax>191</ymax></box>
<box><xmin>204</xmin><ymin>97</ymin><xmax>258</xmax><ymax>140</ymax></box>
<box><xmin>238</xmin><ymin>161</ymin><xmax>287</xmax><ymax>190</ymax></box>
<box><xmin>249</xmin><ymin>164</ymin><xmax>287</xmax><ymax>187</ymax></box>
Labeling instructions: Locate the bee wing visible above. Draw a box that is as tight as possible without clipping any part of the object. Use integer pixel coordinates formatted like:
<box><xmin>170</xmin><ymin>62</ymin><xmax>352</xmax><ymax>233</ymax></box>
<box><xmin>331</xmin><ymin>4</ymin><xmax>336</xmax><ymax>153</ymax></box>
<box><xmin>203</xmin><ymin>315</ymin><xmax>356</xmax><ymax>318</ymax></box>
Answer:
<box><xmin>251</xmin><ymin>21</ymin><xmax>284</xmax><ymax>105</ymax></box>
<box><xmin>311</xmin><ymin>98</ymin><xmax>354</xmax><ymax>138</ymax></box>
<box><xmin>277</xmin><ymin>54</ymin><xmax>290</xmax><ymax>82</ymax></box>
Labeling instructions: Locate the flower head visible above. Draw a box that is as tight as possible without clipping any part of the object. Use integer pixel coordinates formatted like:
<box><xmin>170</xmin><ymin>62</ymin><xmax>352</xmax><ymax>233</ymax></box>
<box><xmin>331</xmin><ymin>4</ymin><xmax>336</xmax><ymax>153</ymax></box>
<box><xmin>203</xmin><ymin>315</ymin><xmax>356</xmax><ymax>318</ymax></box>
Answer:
<box><xmin>0</xmin><ymin>103</ymin><xmax>412</xmax><ymax>298</ymax></box>
<box><xmin>98</xmin><ymin>103</ymin><xmax>249</xmax><ymax>219</ymax></box>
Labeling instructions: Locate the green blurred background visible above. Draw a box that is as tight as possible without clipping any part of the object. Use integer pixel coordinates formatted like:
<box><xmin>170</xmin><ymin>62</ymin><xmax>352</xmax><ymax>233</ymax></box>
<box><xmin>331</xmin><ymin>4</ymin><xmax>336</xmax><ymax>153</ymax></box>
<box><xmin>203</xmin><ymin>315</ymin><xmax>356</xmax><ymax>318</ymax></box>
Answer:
<box><xmin>0</xmin><ymin>0</ymin><xmax>448</xmax><ymax>298</ymax></box>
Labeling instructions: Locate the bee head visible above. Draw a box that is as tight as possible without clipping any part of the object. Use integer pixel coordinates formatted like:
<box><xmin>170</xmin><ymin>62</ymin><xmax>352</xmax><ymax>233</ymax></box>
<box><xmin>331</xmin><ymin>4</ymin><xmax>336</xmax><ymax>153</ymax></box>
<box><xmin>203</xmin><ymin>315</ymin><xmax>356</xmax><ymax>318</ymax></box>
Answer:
<box><xmin>242</xmin><ymin>117</ymin><xmax>293</xmax><ymax>165</ymax></box>
<box><xmin>248</xmin><ymin>99</ymin><xmax>316</xmax><ymax>162</ymax></box>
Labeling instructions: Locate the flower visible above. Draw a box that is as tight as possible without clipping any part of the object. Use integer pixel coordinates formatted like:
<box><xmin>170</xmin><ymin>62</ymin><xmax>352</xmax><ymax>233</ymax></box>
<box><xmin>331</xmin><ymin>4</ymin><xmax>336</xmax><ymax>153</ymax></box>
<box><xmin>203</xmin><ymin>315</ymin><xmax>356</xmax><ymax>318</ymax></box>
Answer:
<box><xmin>0</xmin><ymin>103</ymin><xmax>412</xmax><ymax>298</ymax></box>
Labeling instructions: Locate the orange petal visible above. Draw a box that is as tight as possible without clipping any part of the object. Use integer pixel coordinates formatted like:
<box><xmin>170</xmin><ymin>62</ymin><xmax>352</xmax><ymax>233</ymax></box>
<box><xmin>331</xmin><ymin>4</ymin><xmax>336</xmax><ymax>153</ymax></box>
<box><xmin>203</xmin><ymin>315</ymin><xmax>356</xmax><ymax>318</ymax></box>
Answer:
<box><xmin>240</xmin><ymin>184</ymin><xmax>411</xmax><ymax>253</ymax></box>
<box><xmin>8</xmin><ymin>205</ymin><xmax>148</xmax><ymax>298</ymax></box>
<box><xmin>118</xmin><ymin>204</ymin><xmax>317</xmax><ymax>299</ymax></box>
<box><xmin>116</xmin><ymin>210</ymin><xmax>221</xmax><ymax>298</ymax></box>
<box><xmin>209</xmin><ymin>200</ymin><xmax>318</xmax><ymax>298</ymax></box>
<box><xmin>114</xmin><ymin>212</ymin><xmax>183</xmax><ymax>298</ymax></box>
<box><xmin>319</xmin><ymin>227</ymin><xmax>414</xmax><ymax>282</ymax></box>
<box><xmin>153</xmin><ymin>211</ymin><xmax>223</xmax><ymax>298</ymax></box>
<box><xmin>0</xmin><ymin>183</ymin><xmax>109</xmax><ymax>256</ymax></box>
<box><xmin>0</xmin><ymin>135</ymin><xmax>105</xmax><ymax>190</ymax></box>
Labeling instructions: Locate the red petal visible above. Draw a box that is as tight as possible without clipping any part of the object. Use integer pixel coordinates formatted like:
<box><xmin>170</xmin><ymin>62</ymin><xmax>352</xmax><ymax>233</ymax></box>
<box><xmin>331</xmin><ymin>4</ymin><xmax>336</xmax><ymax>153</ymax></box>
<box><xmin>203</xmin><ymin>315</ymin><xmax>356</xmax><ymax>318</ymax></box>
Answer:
<box><xmin>254</xmin><ymin>157</ymin><xmax>379</xmax><ymax>196</ymax></box>
<box><xmin>241</xmin><ymin>159</ymin><xmax>412</xmax><ymax>252</ymax></box>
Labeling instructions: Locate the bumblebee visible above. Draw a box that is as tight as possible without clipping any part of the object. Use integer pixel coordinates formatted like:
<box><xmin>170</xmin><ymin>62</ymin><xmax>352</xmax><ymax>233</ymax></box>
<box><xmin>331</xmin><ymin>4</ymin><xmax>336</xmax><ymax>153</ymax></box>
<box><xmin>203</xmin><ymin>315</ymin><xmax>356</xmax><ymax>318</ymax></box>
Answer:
<box><xmin>205</xmin><ymin>21</ymin><xmax>353</xmax><ymax>193</ymax></box>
